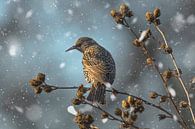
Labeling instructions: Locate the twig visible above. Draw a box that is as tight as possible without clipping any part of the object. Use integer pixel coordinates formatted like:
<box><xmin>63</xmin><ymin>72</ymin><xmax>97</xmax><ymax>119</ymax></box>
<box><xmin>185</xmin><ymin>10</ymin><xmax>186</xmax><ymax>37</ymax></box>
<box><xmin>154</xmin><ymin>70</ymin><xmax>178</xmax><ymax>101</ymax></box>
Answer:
<box><xmin>83</xmin><ymin>100</ymin><xmax>140</xmax><ymax>129</ymax></box>
<box><xmin>154</xmin><ymin>25</ymin><xmax>195</xmax><ymax>124</ymax></box>
<box><xmin>122</xmin><ymin>22</ymin><xmax>188</xmax><ymax>129</ymax></box>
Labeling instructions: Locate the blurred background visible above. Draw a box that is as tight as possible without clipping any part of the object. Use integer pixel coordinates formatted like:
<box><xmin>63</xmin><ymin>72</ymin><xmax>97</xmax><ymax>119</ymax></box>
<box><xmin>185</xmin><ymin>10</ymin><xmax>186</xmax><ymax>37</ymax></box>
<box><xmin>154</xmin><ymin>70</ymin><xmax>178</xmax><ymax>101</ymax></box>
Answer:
<box><xmin>0</xmin><ymin>0</ymin><xmax>195</xmax><ymax>129</ymax></box>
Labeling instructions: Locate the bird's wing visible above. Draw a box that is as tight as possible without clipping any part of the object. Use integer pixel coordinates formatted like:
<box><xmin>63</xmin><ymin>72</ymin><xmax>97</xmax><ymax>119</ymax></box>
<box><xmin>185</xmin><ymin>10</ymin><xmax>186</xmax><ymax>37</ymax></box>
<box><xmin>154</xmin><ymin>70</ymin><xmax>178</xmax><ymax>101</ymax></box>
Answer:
<box><xmin>83</xmin><ymin>46</ymin><xmax>115</xmax><ymax>83</ymax></box>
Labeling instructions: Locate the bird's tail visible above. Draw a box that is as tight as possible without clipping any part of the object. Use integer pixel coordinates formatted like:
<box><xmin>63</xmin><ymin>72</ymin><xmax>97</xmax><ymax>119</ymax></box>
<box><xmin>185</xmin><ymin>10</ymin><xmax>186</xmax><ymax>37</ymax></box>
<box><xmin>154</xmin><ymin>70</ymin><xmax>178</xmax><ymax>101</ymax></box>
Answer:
<box><xmin>87</xmin><ymin>83</ymin><xmax>106</xmax><ymax>104</ymax></box>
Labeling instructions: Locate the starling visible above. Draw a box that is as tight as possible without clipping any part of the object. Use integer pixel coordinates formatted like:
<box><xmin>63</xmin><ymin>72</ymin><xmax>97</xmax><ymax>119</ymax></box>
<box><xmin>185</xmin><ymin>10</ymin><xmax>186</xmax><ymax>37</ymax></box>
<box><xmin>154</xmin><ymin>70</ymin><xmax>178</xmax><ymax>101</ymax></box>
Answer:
<box><xmin>66</xmin><ymin>37</ymin><xmax>116</xmax><ymax>104</ymax></box>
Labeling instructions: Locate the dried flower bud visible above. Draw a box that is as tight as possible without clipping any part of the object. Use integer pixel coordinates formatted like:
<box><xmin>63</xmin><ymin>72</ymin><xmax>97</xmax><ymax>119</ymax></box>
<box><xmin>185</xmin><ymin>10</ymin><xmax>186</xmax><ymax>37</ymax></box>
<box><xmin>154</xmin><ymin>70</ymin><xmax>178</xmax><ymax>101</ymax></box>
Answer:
<box><xmin>131</xmin><ymin>114</ymin><xmax>138</xmax><ymax>121</ymax></box>
<box><xmin>154</xmin><ymin>18</ymin><xmax>161</xmax><ymax>26</ymax></box>
<box><xmin>85</xmin><ymin>114</ymin><xmax>94</xmax><ymax>124</ymax></box>
<box><xmin>114</xmin><ymin>15</ymin><xmax>124</xmax><ymax>24</ymax></box>
<box><xmin>29</xmin><ymin>79</ymin><xmax>42</xmax><ymax>87</ymax></box>
<box><xmin>36</xmin><ymin>73</ymin><xmax>45</xmax><ymax>82</ymax></box>
<box><xmin>145</xmin><ymin>11</ymin><xmax>154</xmax><ymax>22</ymax></box>
<box><xmin>164</xmin><ymin>46</ymin><xmax>172</xmax><ymax>54</ymax></box>
<box><xmin>76</xmin><ymin>91</ymin><xmax>84</xmax><ymax>99</ymax></box>
<box><xmin>101</xmin><ymin>112</ymin><xmax>108</xmax><ymax>119</ymax></box>
<box><xmin>127</xmin><ymin>96</ymin><xmax>134</xmax><ymax>105</ymax></box>
<box><xmin>122</xmin><ymin>111</ymin><xmax>129</xmax><ymax>118</ymax></box>
<box><xmin>133</xmin><ymin>39</ymin><xmax>141</xmax><ymax>47</ymax></box>
<box><xmin>160</xmin><ymin>96</ymin><xmax>167</xmax><ymax>103</ymax></box>
<box><xmin>72</xmin><ymin>98</ymin><xmax>82</xmax><ymax>105</ymax></box>
<box><xmin>33</xmin><ymin>86</ymin><xmax>42</xmax><ymax>94</ymax></box>
<box><xmin>153</xmin><ymin>8</ymin><xmax>161</xmax><ymax>18</ymax></box>
<box><xmin>119</xmin><ymin>3</ymin><xmax>129</xmax><ymax>16</ymax></box>
<box><xmin>146</xmin><ymin>57</ymin><xmax>154</xmax><ymax>65</ymax></box>
<box><xmin>114</xmin><ymin>108</ymin><xmax>122</xmax><ymax>116</ymax></box>
<box><xmin>110</xmin><ymin>9</ymin><xmax>117</xmax><ymax>17</ymax></box>
<box><xmin>78</xmin><ymin>84</ymin><xmax>88</xmax><ymax>94</ymax></box>
<box><xmin>137</xmin><ymin>106</ymin><xmax>145</xmax><ymax>113</ymax></box>
<box><xmin>122</xmin><ymin>100</ymin><xmax>130</xmax><ymax>109</ymax></box>
<box><xmin>149</xmin><ymin>91</ymin><xmax>158</xmax><ymax>99</ymax></box>
<box><xmin>162</xmin><ymin>70</ymin><xmax>172</xmax><ymax>80</ymax></box>
<box><xmin>179</xmin><ymin>101</ymin><xmax>188</xmax><ymax>108</ymax></box>
<box><xmin>43</xmin><ymin>86</ymin><xmax>54</xmax><ymax>93</ymax></box>
<box><xmin>135</xmin><ymin>99</ymin><xmax>143</xmax><ymax>106</ymax></box>
<box><xmin>158</xmin><ymin>114</ymin><xmax>167</xmax><ymax>121</ymax></box>
<box><xmin>126</xmin><ymin>10</ymin><xmax>133</xmax><ymax>17</ymax></box>
<box><xmin>159</xmin><ymin>43</ymin><xmax>166</xmax><ymax>49</ymax></box>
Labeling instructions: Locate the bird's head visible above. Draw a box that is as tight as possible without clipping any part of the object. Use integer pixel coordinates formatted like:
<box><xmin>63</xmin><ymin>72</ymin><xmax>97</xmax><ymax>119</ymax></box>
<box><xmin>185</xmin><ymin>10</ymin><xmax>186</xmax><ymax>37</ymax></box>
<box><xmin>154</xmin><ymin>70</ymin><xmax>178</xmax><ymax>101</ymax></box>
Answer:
<box><xmin>66</xmin><ymin>37</ymin><xmax>96</xmax><ymax>53</ymax></box>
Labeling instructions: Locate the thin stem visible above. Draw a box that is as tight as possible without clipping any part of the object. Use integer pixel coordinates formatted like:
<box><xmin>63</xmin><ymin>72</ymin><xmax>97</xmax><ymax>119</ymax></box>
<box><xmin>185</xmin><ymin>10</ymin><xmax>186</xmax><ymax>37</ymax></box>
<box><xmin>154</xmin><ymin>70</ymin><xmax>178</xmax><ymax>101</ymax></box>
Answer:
<box><xmin>122</xmin><ymin>22</ymin><xmax>188</xmax><ymax>129</ymax></box>
<box><xmin>154</xmin><ymin>25</ymin><xmax>195</xmax><ymax>124</ymax></box>
<box><xmin>83</xmin><ymin>100</ymin><xmax>140</xmax><ymax>129</ymax></box>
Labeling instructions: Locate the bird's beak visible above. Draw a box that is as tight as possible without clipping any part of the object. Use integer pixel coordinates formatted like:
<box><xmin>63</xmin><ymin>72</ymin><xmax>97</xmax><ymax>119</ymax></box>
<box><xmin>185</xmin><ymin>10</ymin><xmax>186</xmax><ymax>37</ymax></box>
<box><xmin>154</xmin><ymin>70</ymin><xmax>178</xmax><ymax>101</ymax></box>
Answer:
<box><xmin>65</xmin><ymin>45</ymin><xmax>77</xmax><ymax>52</ymax></box>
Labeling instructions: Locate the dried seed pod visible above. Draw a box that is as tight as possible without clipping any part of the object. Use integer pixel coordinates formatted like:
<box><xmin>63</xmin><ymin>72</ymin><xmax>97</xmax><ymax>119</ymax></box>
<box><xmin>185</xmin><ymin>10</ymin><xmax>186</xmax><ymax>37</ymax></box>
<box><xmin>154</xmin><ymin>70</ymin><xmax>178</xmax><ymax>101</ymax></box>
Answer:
<box><xmin>135</xmin><ymin>99</ymin><xmax>143</xmax><ymax>106</ymax></box>
<box><xmin>133</xmin><ymin>39</ymin><xmax>141</xmax><ymax>47</ymax></box>
<box><xmin>85</xmin><ymin>114</ymin><xmax>94</xmax><ymax>124</ymax></box>
<box><xmin>122</xmin><ymin>111</ymin><xmax>129</xmax><ymax>118</ymax></box>
<box><xmin>114</xmin><ymin>15</ymin><xmax>124</xmax><ymax>24</ymax></box>
<box><xmin>43</xmin><ymin>86</ymin><xmax>54</xmax><ymax>93</ymax></box>
<box><xmin>110</xmin><ymin>9</ymin><xmax>117</xmax><ymax>17</ymax></box>
<box><xmin>72</xmin><ymin>98</ymin><xmax>82</xmax><ymax>105</ymax></box>
<box><xmin>127</xmin><ymin>96</ymin><xmax>134</xmax><ymax>105</ymax></box>
<box><xmin>36</xmin><ymin>73</ymin><xmax>45</xmax><ymax>82</ymax></box>
<box><xmin>29</xmin><ymin>79</ymin><xmax>42</xmax><ymax>87</ymax></box>
<box><xmin>101</xmin><ymin>112</ymin><xmax>108</xmax><ymax>119</ymax></box>
<box><xmin>149</xmin><ymin>91</ymin><xmax>158</xmax><ymax>99</ymax></box>
<box><xmin>114</xmin><ymin>108</ymin><xmax>122</xmax><ymax>116</ymax></box>
<box><xmin>122</xmin><ymin>100</ymin><xmax>130</xmax><ymax>109</ymax></box>
<box><xmin>76</xmin><ymin>91</ymin><xmax>84</xmax><ymax>99</ymax></box>
<box><xmin>162</xmin><ymin>70</ymin><xmax>172</xmax><ymax>80</ymax></box>
<box><xmin>119</xmin><ymin>3</ymin><xmax>129</xmax><ymax>16</ymax></box>
<box><xmin>153</xmin><ymin>8</ymin><xmax>161</xmax><ymax>18</ymax></box>
<box><xmin>131</xmin><ymin>114</ymin><xmax>138</xmax><ymax>121</ymax></box>
<box><xmin>158</xmin><ymin>114</ymin><xmax>167</xmax><ymax>121</ymax></box>
<box><xmin>179</xmin><ymin>101</ymin><xmax>188</xmax><ymax>108</ymax></box>
<box><xmin>154</xmin><ymin>18</ymin><xmax>161</xmax><ymax>26</ymax></box>
<box><xmin>145</xmin><ymin>11</ymin><xmax>154</xmax><ymax>22</ymax></box>
<box><xmin>160</xmin><ymin>96</ymin><xmax>167</xmax><ymax>103</ymax></box>
<box><xmin>33</xmin><ymin>86</ymin><xmax>42</xmax><ymax>94</ymax></box>
<box><xmin>137</xmin><ymin>106</ymin><xmax>145</xmax><ymax>113</ymax></box>
<box><xmin>146</xmin><ymin>57</ymin><xmax>154</xmax><ymax>65</ymax></box>
<box><xmin>126</xmin><ymin>10</ymin><xmax>133</xmax><ymax>17</ymax></box>
<box><xmin>164</xmin><ymin>46</ymin><xmax>172</xmax><ymax>54</ymax></box>
<box><xmin>159</xmin><ymin>43</ymin><xmax>166</xmax><ymax>49</ymax></box>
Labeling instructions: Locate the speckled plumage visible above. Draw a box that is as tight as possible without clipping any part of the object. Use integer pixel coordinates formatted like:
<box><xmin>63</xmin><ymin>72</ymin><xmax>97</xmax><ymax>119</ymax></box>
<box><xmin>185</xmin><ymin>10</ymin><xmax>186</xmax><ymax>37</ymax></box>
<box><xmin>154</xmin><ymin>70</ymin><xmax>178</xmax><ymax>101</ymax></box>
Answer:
<box><xmin>66</xmin><ymin>37</ymin><xmax>116</xmax><ymax>104</ymax></box>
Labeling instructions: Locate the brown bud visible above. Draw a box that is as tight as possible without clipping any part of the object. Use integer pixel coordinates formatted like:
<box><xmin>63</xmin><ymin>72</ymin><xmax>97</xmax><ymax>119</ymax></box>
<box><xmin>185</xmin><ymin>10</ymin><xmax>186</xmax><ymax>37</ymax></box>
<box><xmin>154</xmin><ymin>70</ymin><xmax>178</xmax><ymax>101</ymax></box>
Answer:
<box><xmin>33</xmin><ymin>86</ymin><xmax>42</xmax><ymax>94</ymax></box>
<box><xmin>119</xmin><ymin>3</ymin><xmax>129</xmax><ymax>16</ymax></box>
<box><xmin>72</xmin><ymin>98</ymin><xmax>82</xmax><ymax>105</ymax></box>
<box><xmin>154</xmin><ymin>18</ymin><xmax>161</xmax><ymax>26</ymax></box>
<box><xmin>122</xmin><ymin>100</ymin><xmax>130</xmax><ymax>109</ymax></box>
<box><xmin>164</xmin><ymin>46</ymin><xmax>172</xmax><ymax>54</ymax></box>
<box><xmin>122</xmin><ymin>111</ymin><xmax>129</xmax><ymax>118</ymax></box>
<box><xmin>162</xmin><ymin>70</ymin><xmax>172</xmax><ymax>80</ymax></box>
<box><xmin>76</xmin><ymin>91</ymin><xmax>84</xmax><ymax>99</ymax></box>
<box><xmin>126</xmin><ymin>10</ymin><xmax>133</xmax><ymax>17</ymax></box>
<box><xmin>160</xmin><ymin>96</ymin><xmax>167</xmax><ymax>103</ymax></box>
<box><xmin>43</xmin><ymin>86</ymin><xmax>54</xmax><ymax>93</ymax></box>
<box><xmin>149</xmin><ymin>91</ymin><xmax>158</xmax><ymax>99</ymax></box>
<box><xmin>135</xmin><ymin>99</ymin><xmax>143</xmax><ymax>106</ymax></box>
<box><xmin>36</xmin><ymin>73</ymin><xmax>45</xmax><ymax>82</ymax></box>
<box><xmin>110</xmin><ymin>9</ymin><xmax>117</xmax><ymax>17</ymax></box>
<box><xmin>179</xmin><ymin>101</ymin><xmax>188</xmax><ymax>108</ymax></box>
<box><xmin>85</xmin><ymin>114</ymin><xmax>94</xmax><ymax>124</ymax></box>
<box><xmin>131</xmin><ymin>114</ymin><xmax>138</xmax><ymax>121</ymax></box>
<box><xmin>159</xmin><ymin>43</ymin><xmax>166</xmax><ymax>49</ymax></box>
<box><xmin>101</xmin><ymin>112</ymin><xmax>108</xmax><ymax>119</ymax></box>
<box><xmin>158</xmin><ymin>114</ymin><xmax>167</xmax><ymax>121</ymax></box>
<box><xmin>29</xmin><ymin>79</ymin><xmax>42</xmax><ymax>87</ymax></box>
<box><xmin>114</xmin><ymin>108</ymin><xmax>122</xmax><ymax>116</ymax></box>
<box><xmin>145</xmin><ymin>11</ymin><xmax>154</xmax><ymax>22</ymax></box>
<box><xmin>114</xmin><ymin>15</ymin><xmax>124</xmax><ymax>24</ymax></box>
<box><xmin>146</xmin><ymin>57</ymin><xmax>154</xmax><ymax>65</ymax></box>
<box><xmin>127</xmin><ymin>96</ymin><xmax>134</xmax><ymax>105</ymax></box>
<box><xmin>153</xmin><ymin>8</ymin><xmax>161</xmax><ymax>18</ymax></box>
<box><xmin>133</xmin><ymin>39</ymin><xmax>141</xmax><ymax>47</ymax></box>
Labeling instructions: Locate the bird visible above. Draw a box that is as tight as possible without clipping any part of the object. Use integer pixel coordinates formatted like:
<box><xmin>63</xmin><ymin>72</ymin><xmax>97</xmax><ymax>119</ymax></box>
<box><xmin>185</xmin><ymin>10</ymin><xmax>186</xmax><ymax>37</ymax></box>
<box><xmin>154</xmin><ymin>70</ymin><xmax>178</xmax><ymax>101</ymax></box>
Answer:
<box><xmin>66</xmin><ymin>37</ymin><xmax>116</xmax><ymax>104</ymax></box>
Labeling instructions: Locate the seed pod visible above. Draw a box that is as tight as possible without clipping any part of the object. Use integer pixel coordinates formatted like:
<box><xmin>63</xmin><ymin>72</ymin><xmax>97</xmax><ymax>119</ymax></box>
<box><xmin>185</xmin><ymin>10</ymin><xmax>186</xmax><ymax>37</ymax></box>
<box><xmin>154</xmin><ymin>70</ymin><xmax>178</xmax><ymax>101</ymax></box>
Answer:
<box><xmin>131</xmin><ymin>114</ymin><xmax>138</xmax><ymax>121</ymax></box>
<box><xmin>154</xmin><ymin>18</ymin><xmax>161</xmax><ymax>26</ymax></box>
<box><xmin>114</xmin><ymin>15</ymin><xmax>123</xmax><ymax>24</ymax></box>
<box><xmin>165</xmin><ymin>46</ymin><xmax>172</xmax><ymax>54</ymax></box>
<box><xmin>153</xmin><ymin>8</ymin><xmax>161</xmax><ymax>18</ymax></box>
<box><xmin>122</xmin><ymin>100</ymin><xmax>130</xmax><ymax>109</ymax></box>
<box><xmin>114</xmin><ymin>108</ymin><xmax>122</xmax><ymax>116</ymax></box>
<box><xmin>158</xmin><ymin>114</ymin><xmax>167</xmax><ymax>121</ymax></box>
<box><xmin>133</xmin><ymin>39</ymin><xmax>141</xmax><ymax>47</ymax></box>
<box><xmin>85</xmin><ymin>114</ymin><xmax>94</xmax><ymax>124</ymax></box>
<box><xmin>160</xmin><ymin>96</ymin><xmax>167</xmax><ymax>103</ymax></box>
<box><xmin>179</xmin><ymin>101</ymin><xmax>188</xmax><ymax>108</ymax></box>
<box><xmin>72</xmin><ymin>98</ymin><xmax>82</xmax><ymax>105</ymax></box>
<box><xmin>76</xmin><ymin>91</ymin><xmax>83</xmax><ymax>99</ymax></box>
<box><xmin>33</xmin><ymin>86</ymin><xmax>42</xmax><ymax>94</ymax></box>
<box><xmin>101</xmin><ymin>112</ymin><xmax>108</xmax><ymax>119</ymax></box>
<box><xmin>146</xmin><ymin>57</ymin><xmax>154</xmax><ymax>65</ymax></box>
<box><xmin>127</xmin><ymin>96</ymin><xmax>134</xmax><ymax>105</ymax></box>
<box><xmin>36</xmin><ymin>73</ymin><xmax>45</xmax><ymax>82</ymax></box>
<box><xmin>126</xmin><ymin>10</ymin><xmax>133</xmax><ymax>17</ymax></box>
<box><xmin>29</xmin><ymin>79</ymin><xmax>42</xmax><ymax>87</ymax></box>
<box><xmin>119</xmin><ymin>3</ymin><xmax>129</xmax><ymax>16</ymax></box>
<box><xmin>43</xmin><ymin>86</ymin><xmax>54</xmax><ymax>93</ymax></box>
<box><xmin>122</xmin><ymin>111</ymin><xmax>129</xmax><ymax>118</ymax></box>
<box><xmin>135</xmin><ymin>99</ymin><xmax>143</xmax><ymax>106</ymax></box>
<box><xmin>110</xmin><ymin>9</ymin><xmax>117</xmax><ymax>17</ymax></box>
<box><xmin>149</xmin><ymin>91</ymin><xmax>158</xmax><ymax>99</ymax></box>
<box><xmin>145</xmin><ymin>11</ymin><xmax>154</xmax><ymax>22</ymax></box>
<box><xmin>162</xmin><ymin>70</ymin><xmax>172</xmax><ymax>80</ymax></box>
